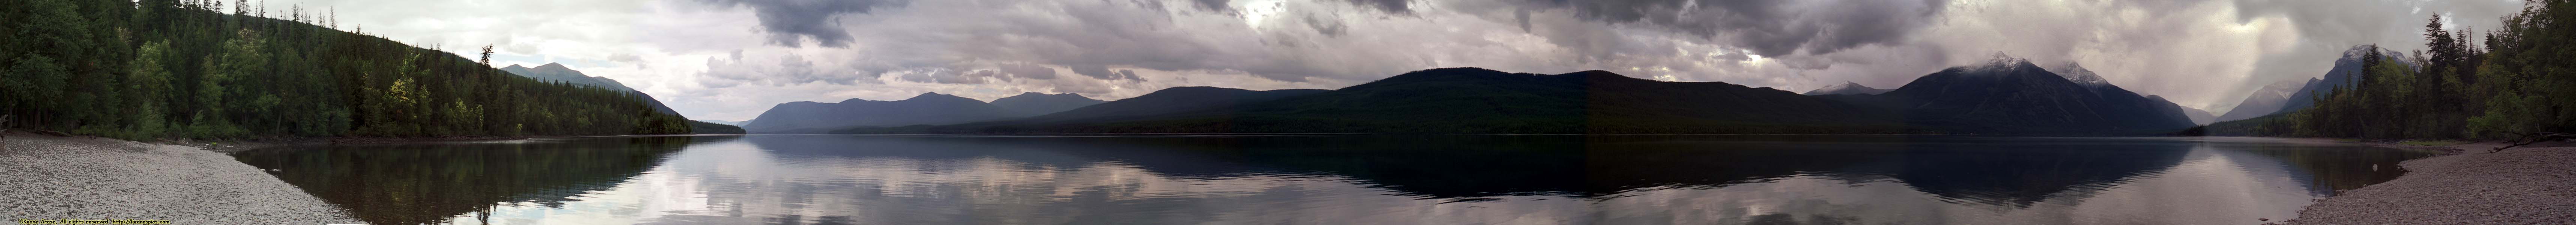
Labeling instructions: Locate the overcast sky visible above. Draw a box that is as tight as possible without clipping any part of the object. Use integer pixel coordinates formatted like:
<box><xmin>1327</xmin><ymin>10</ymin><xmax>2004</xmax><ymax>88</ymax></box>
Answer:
<box><xmin>249</xmin><ymin>0</ymin><xmax>2524</xmax><ymax>121</ymax></box>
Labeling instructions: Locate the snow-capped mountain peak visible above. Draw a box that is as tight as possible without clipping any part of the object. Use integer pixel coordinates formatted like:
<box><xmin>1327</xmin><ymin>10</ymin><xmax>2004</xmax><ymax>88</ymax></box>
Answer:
<box><xmin>2045</xmin><ymin>62</ymin><xmax>2111</xmax><ymax>88</ymax></box>
<box><xmin>1964</xmin><ymin>52</ymin><xmax>2035</xmax><ymax>75</ymax></box>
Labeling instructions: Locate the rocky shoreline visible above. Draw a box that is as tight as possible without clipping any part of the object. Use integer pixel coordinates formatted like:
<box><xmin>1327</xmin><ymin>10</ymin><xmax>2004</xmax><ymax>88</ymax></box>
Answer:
<box><xmin>0</xmin><ymin>132</ymin><xmax>359</xmax><ymax>224</ymax></box>
<box><xmin>2283</xmin><ymin>141</ymin><xmax>2576</xmax><ymax>224</ymax></box>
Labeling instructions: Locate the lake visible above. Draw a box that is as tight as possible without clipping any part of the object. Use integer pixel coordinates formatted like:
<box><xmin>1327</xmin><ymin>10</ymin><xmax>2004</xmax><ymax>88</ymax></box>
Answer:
<box><xmin>230</xmin><ymin>135</ymin><xmax>2435</xmax><ymax>225</ymax></box>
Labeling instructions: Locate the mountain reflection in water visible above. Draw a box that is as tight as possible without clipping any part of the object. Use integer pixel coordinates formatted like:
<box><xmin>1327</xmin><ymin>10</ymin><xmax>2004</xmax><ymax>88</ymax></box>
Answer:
<box><xmin>231</xmin><ymin>135</ymin><xmax>2430</xmax><ymax>225</ymax></box>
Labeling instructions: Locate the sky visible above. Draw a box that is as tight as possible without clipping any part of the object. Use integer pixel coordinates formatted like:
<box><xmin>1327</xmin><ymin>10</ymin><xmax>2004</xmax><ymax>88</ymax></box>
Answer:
<box><xmin>245</xmin><ymin>0</ymin><xmax>2525</xmax><ymax>121</ymax></box>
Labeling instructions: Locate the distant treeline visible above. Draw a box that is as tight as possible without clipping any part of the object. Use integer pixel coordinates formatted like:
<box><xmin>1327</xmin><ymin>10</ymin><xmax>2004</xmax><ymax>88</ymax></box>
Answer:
<box><xmin>2209</xmin><ymin>0</ymin><xmax>2576</xmax><ymax>140</ymax></box>
<box><xmin>0</xmin><ymin>0</ymin><xmax>691</xmax><ymax>139</ymax></box>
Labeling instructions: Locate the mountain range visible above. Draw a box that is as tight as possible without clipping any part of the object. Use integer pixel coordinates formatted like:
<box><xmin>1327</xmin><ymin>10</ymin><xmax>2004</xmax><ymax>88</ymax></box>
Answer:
<box><xmin>2209</xmin><ymin>45</ymin><xmax>2415</xmax><ymax>124</ymax></box>
<box><xmin>498</xmin><ymin>63</ymin><xmax>743</xmax><ymax>134</ymax></box>
<box><xmin>858</xmin><ymin>68</ymin><xmax>1906</xmax><ymax>134</ymax></box>
<box><xmin>1802</xmin><ymin>82</ymin><xmax>1893</xmax><ymax>95</ymax></box>
<box><xmin>990</xmin><ymin>92</ymin><xmax>1109</xmax><ymax>117</ymax></box>
<box><xmin>2177</xmin><ymin>104</ymin><xmax>2216</xmax><ymax>125</ymax></box>
<box><xmin>818</xmin><ymin>54</ymin><xmax>2194</xmax><ymax>135</ymax></box>
<box><xmin>740</xmin><ymin>92</ymin><xmax>1107</xmax><ymax>134</ymax></box>
<box><xmin>1841</xmin><ymin>55</ymin><xmax>2196</xmax><ymax>134</ymax></box>
<box><xmin>2214</xmin><ymin>80</ymin><xmax>2309</xmax><ymax>122</ymax></box>
<box><xmin>2275</xmin><ymin>45</ymin><xmax>2414</xmax><ymax>118</ymax></box>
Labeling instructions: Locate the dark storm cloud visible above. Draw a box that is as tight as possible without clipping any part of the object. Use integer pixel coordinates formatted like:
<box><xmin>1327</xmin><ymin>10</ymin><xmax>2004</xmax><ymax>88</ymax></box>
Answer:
<box><xmin>1506</xmin><ymin>0</ymin><xmax>1950</xmax><ymax>57</ymax></box>
<box><xmin>1341</xmin><ymin>0</ymin><xmax>1411</xmax><ymax>13</ymax></box>
<box><xmin>1116</xmin><ymin>69</ymin><xmax>1142</xmax><ymax>81</ymax></box>
<box><xmin>1305</xmin><ymin>13</ymin><xmax>1348</xmax><ymax>36</ymax></box>
<box><xmin>1192</xmin><ymin>0</ymin><xmax>1232</xmax><ymax>13</ymax></box>
<box><xmin>695</xmin><ymin>0</ymin><xmax>904</xmax><ymax>48</ymax></box>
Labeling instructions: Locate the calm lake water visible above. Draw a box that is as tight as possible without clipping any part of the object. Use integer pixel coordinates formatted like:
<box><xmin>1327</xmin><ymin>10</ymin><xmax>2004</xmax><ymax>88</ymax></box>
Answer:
<box><xmin>231</xmin><ymin>135</ymin><xmax>2434</xmax><ymax>225</ymax></box>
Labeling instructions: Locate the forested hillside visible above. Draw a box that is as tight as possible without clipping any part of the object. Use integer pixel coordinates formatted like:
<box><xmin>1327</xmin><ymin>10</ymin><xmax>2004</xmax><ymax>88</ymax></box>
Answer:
<box><xmin>0</xmin><ymin>0</ymin><xmax>691</xmax><ymax>139</ymax></box>
<box><xmin>2208</xmin><ymin>0</ymin><xmax>2576</xmax><ymax>141</ymax></box>
<box><xmin>846</xmin><ymin>68</ymin><xmax>1912</xmax><ymax>134</ymax></box>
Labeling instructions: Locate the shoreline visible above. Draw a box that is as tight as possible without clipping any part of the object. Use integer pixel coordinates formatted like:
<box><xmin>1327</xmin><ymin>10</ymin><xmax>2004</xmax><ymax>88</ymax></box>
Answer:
<box><xmin>2281</xmin><ymin>140</ymin><xmax>2576</xmax><ymax>224</ymax></box>
<box><xmin>172</xmin><ymin>134</ymin><xmax>717</xmax><ymax>153</ymax></box>
<box><xmin>0</xmin><ymin>132</ymin><xmax>360</xmax><ymax>224</ymax></box>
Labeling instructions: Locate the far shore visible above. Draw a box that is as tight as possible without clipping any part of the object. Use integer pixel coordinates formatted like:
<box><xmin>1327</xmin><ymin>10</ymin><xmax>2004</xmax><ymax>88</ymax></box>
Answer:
<box><xmin>163</xmin><ymin>133</ymin><xmax>746</xmax><ymax>153</ymax></box>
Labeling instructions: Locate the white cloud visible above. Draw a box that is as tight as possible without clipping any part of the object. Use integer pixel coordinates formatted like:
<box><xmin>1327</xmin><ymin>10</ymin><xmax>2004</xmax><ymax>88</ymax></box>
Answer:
<box><xmin>283</xmin><ymin>0</ymin><xmax>2525</xmax><ymax>120</ymax></box>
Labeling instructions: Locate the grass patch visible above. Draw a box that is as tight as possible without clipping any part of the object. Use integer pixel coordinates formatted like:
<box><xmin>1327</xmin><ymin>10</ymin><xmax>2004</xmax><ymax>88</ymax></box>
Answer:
<box><xmin>2397</xmin><ymin>140</ymin><xmax>2472</xmax><ymax>146</ymax></box>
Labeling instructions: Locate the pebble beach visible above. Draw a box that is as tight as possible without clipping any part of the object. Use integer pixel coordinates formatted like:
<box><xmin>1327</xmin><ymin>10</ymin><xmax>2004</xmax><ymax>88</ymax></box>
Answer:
<box><xmin>2284</xmin><ymin>142</ymin><xmax>2576</xmax><ymax>224</ymax></box>
<box><xmin>0</xmin><ymin>132</ymin><xmax>358</xmax><ymax>224</ymax></box>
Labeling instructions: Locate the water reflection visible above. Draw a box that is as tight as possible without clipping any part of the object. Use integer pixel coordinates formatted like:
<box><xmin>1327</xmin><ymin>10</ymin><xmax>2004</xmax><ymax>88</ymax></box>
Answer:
<box><xmin>231</xmin><ymin>136</ymin><xmax>723</xmax><ymax>225</ymax></box>
<box><xmin>233</xmin><ymin>135</ymin><xmax>2431</xmax><ymax>225</ymax></box>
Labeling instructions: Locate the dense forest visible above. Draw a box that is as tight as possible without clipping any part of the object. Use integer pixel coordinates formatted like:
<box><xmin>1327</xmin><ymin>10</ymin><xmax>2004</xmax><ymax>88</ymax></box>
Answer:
<box><xmin>2208</xmin><ymin>0</ymin><xmax>2576</xmax><ymax>141</ymax></box>
<box><xmin>0</xmin><ymin>0</ymin><xmax>692</xmax><ymax>140</ymax></box>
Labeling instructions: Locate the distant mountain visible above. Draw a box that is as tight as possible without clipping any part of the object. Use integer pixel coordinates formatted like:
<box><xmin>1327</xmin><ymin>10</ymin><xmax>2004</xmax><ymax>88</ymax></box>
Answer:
<box><xmin>2145</xmin><ymin>95</ymin><xmax>2217</xmax><ymax>125</ymax></box>
<box><xmin>2179</xmin><ymin>105</ymin><xmax>2216</xmax><ymax>125</ymax></box>
<box><xmin>497</xmin><ymin>63</ymin><xmax>736</xmax><ymax>133</ymax></box>
<box><xmin>850</xmin><ymin>68</ymin><xmax>1906</xmax><ymax>134</ymax></box>
<box><xmin>988</xmin><ymin>92</ymin><xmax>1106</xmax><ymax>117</ymax></box>
<box><xmin>2214</xmin><ymin>80</ymin><xmax>2309</xmax><ymax>122</ymax></box>
<box><xmin>693</xmin><ymin>120</ymin><xmax>746</xmax><ymax>126</ymax></box>
<box><xmin>1009</xmin><ymin>87</ymin><xmax>1330</xmax><ymax>123</ymax></box>
<box><xmin>740</xmin><ymin>93</ymin><xmax>1019</xmax><ymax>134</ymax></box>
<box><xmin>1802</xmin><ymin>82</ymin><xmax>1892</xmax><ymax>95</ymax></box>
<box><xmin>499</xmin><ymin>63</ymin><xmax>681</xmax><ymax>116</ymax></box>
<box><xmin>1866</xmin><ymin>54</ymin><xmax>2197</xmax><ymax>134</ymax></box>
<box><xmin>845</xmin><ymin>60</ymin><xmax>2198</xmax><ymax>135</ymax></box>
<box><xmin>2044</xmin><ymin>62</ymin><xmax>2194</xmax><ymax>127</ymax></box>
<box><xmin>2277</xmin><ymin>45</ymin><xmax>2413</xmax><ymax>116</ymax></box>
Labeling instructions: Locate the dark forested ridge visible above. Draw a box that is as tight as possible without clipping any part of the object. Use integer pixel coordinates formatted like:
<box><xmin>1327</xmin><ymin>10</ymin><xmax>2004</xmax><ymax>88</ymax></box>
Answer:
<box><xmin>2208</xmin><ymin>1</ymin><xmax>2576</xmax><ymax>141</ymax></box>
<box><xmin>989</xmin><ymin>92</ymin><xmax>1106</xmax><ymax>117</ymax></box>
<box><xmin>846</xmin><ymin>68</ymin><xmax>1917</xmax><ymax>134</ymax></box>
<box><xmin>499</xmin><ymin>63</ymin><xmax>681</xmax><ymax>116</ymax></box>
<box><xmin>2275</xmin><ymin>46</ymin><xmax>2416</xmax><ymax>117</ymax></box>
<box><xmin>495</xmin><ymin>62</ymin><xmax>742</xmax><ymax>134</ymax></box>
<box><xmin>0</xmin><ymin>0</ymin><xmax>693</xmax><ymax>139</ymax></box>
<box><xmin>1834</xmin><ymin>56</ymin><xmax>2197</xmax><ymax>135</ymax></box>
<box><xmin>1801</xmin><ymin>82</ymin><xmax>1891</xmax><ymax>95</ymax></box>
<box><xmin>842</xmin><ymin>60</ymin><xmax>2200</xmax><ymax>135</ymax></box>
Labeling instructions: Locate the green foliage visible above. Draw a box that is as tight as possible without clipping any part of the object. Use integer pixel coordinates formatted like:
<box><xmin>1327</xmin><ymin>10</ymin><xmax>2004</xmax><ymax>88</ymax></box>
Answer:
<box><xmin>0</xmin><ymin>0</ymin><xmax>689</xmax><ymax>139</ymax></box>
<box><xmin>2211</xmin><ymin>0</ymin><xmax>2576</xmax><ymax>140</ymax></box>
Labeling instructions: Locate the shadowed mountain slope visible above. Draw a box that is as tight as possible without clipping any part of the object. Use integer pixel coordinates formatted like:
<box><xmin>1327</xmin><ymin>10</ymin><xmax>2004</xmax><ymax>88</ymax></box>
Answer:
<box><xmin>1852</xmin><ymin>55</ymin><xmax>2196</xmax><ymax>134</ymax></box>
<box><xmin>989</xmin><ymin>92</ymin><xmax>1107</xmax><ymax>117</ymax></box>
<box><xmin>742</xmin><ymin>93</ymin><xmax>1016</xmax><ymax>134</ymax></box>
<box><xmin>849</xmin><ymin>68</ymin><xmax>1908</xmax><ymax>134</ymax></box>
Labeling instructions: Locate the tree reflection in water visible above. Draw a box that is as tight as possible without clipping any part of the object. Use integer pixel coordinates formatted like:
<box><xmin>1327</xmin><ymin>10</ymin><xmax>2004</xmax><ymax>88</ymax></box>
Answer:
<box><xmin>234</xmin><ymin>135</ymin><xmax>2430</xmax><ymax>225</ymax></box>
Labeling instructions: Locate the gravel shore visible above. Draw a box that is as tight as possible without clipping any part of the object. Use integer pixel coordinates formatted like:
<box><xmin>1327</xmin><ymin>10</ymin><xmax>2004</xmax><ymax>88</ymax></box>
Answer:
<box><xmin>0</xmin><ymin>132</ymin><xmax>359</xmax><ymax>224</ymax></box>
<box><xmin>2284</xmin><ymin>142</ymin><xmax>2576</xmax><ymax>224</ymax></box>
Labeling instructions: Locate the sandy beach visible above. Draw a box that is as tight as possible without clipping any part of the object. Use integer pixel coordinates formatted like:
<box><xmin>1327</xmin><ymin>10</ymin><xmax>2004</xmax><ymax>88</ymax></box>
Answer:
<box><xmin>0</xmin><ymin>132</ymin><xmax>358</xmax><ymax>224</ymax></box>
<box><xmin>2283</xmin><ymin>141</ymin><xmax>2576</xmax><ymax>224</ymax></box>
